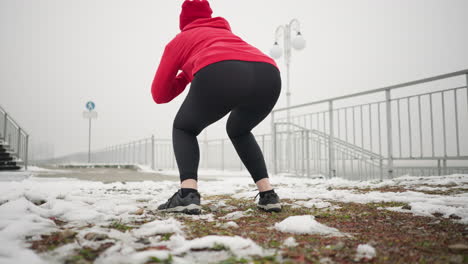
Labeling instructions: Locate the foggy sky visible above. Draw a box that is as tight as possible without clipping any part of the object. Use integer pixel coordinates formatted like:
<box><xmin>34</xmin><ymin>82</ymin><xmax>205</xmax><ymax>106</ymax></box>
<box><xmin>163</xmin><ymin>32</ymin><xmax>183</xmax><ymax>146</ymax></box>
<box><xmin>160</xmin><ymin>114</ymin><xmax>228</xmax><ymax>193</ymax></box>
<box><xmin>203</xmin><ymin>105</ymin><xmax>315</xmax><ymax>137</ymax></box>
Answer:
<box><xmin>1</xmin><ymin>0</ymin><xmax>468</xmax><ymax>158</ymax></box>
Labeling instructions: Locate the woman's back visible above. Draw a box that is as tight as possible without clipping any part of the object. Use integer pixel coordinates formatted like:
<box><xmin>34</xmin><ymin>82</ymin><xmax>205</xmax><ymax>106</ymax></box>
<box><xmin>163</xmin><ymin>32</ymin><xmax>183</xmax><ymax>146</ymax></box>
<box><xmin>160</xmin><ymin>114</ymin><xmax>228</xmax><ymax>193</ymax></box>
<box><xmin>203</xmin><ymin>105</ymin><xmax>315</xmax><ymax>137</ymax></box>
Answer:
<box><xmin>166</xmin><ymin>17</ymin><xmax>277</xmax><ymax>80</ymax></box>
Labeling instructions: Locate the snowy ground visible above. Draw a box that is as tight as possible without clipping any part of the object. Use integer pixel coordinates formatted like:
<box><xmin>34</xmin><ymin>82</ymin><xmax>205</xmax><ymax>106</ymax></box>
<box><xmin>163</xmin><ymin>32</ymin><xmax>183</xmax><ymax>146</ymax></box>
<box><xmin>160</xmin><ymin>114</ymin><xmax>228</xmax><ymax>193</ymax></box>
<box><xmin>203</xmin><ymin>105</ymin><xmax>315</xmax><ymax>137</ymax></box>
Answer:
<box><xmin>0</xmin><ymin>167</ymin><xmax>467</xmax><ymax>264</ymax></box>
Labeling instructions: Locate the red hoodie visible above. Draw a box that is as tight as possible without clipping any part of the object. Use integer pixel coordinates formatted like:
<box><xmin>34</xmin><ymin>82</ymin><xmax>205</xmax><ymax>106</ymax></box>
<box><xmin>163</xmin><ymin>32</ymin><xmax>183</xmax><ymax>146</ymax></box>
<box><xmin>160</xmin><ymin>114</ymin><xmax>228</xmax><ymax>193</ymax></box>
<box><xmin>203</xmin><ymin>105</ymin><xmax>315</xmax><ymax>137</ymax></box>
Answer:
<box><xmin>151</xmin><ymin>17</ymin><xmax>278</xmax><ymax>104</ymax></box>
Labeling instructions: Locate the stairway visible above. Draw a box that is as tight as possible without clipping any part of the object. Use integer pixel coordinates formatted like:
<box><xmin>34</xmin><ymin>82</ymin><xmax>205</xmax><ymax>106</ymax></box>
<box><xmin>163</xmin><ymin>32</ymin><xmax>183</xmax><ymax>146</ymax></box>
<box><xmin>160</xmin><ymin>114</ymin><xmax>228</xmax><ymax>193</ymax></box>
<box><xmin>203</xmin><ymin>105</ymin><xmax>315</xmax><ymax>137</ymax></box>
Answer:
<box><xmin>0</xmin><ymin>141</ymin><xmax>22</xmax><ymax>171</ymax></box>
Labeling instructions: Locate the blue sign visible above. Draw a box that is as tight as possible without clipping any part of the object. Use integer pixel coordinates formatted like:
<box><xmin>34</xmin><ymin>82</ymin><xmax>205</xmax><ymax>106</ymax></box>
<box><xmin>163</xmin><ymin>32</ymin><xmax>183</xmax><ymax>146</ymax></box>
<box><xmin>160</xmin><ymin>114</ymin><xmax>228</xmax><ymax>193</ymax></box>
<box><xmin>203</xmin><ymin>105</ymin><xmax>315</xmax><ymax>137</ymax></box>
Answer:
<box><xmin>86</xmin><ymin>101</ymin><xmax>95</xmax><ymax>111</ymax></box>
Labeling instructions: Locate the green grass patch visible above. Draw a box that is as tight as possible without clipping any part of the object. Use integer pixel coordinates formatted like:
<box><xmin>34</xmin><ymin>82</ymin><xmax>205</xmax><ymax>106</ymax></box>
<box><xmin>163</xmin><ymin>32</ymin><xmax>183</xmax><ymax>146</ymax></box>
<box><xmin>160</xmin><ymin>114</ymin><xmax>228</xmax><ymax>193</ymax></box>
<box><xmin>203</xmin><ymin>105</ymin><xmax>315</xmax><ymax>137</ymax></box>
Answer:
<box><xmin>107</xmin><ymin>219</ymin><xmax>134</xmax><ymax>232</ymax></box>
<box><xmin>146</xmin><ymin>254</ymin><xmax>173</xmax><ymax>264</ymax></box>
<box><xmin>217</xmin><ymin>256</ymin><xmax>249</xmax><ymax>264</ymax></box>
<box><xmin>161</xmin><ymin>233</ymin><xmax>172</xmax><ymax>241</ymax></box>
<box><xmin>367</xmin><ymin>201</ymin><xmax>409</xmax><ymax>208</ymax></box>
<box><xmin>212</xmin><ymin>242</ymin><xmax>230</xmax><ymax>251</ymax></box>
<box><xmin>64</xmin><ymin>243</ymin><xmax>114</xmax><ymax>264</ymax></box>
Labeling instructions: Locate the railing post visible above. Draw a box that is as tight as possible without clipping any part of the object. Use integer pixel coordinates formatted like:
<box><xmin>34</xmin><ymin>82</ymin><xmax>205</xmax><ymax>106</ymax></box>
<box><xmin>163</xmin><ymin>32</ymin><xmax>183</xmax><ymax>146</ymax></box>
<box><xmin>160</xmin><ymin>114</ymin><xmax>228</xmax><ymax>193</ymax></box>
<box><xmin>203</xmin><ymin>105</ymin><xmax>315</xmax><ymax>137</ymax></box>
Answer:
<box><xmin>145</xmin><ymin>138</ymin><xmax>148</xmax><ymax>165</ymax></box>
<box><xmin>443</xmin><ymin>159</ymin><xmax>447</xmax><ymax>175</ymax></box>
<box><xmin>328</xmin><ymin>100</ymin><xmax>335</xmax><ymax>178</ymax></box>
<box><xmin>261</xmin><ymin>135</ymin><xmax>265</xmax><ymax>153</ymax></box>
<box><xmin>301</xmin><ymin>130</ymin><xmax>305</xmax><ymax>176</ymax></box>
<box><xmin>151</xmin><ymin>135</ymin><xmax>155</xmax><ymax>170</ymax></box>
<box><xmin>118</xmin><ymin>146</ymin><xmax>121</xmax><ymax>164</ymax></box>
<box><xmin>123</xmin><ymin>144</ymin><xmax>126</xmax><ymax>164</ymax></box>
<box><xmin>385</xmin><ymin>89</ymin><xmax>394</xmax><ymax>178</ymax></box>
<box><xmin>17</xmin><ymin>127</ymin><xmax>22</xmax><ymax>157</ymax></box>
<box><xmin>133</xmin><ymin>142</ymin><xmax>136</xmax><ymax>164</ymax></box>
<box><xmin>437</xmin><ymin>159</ymin><xmax>441</xmax><ymax>176</ymax></box>
<box><xmin>466</xmin><ymin>73</ymin><xmax>468</xmax><ymax>104</ymax></box>
<box><xmin>306</xmin><ymin>130</ymin><xmax>310</xmax><ymax>177</ymax></box>
<box><xmin>204</xmin><ymin>138</ymin><xmax>209</xmax><ymax>169</ymax></box>
<box><xmin>172</xmin><ymin>150</ymin><xmax>175</xmax><ymax>169</ymax></box>
<box><xmin>207</xmin><ymin>141</ymin><xmax>210</xmax><ymax>170</ymax></box>
<box><xmin>271</xmin><ymin>112</ymin><xmax>277</xmax><ymax>175</ymax></box>
<box><xmin>25</xmin><ymin>134</ymin><xmax>29</xmax><ymax>170</ymax></box>
<box><xmin>2</xmin><ymin>113</ymin><xmax>7</xmax><ymax>141</ymax></box>
<box><xmin>379</xmin><ymin>158</ymin><xmax>383</xmax><ymax>181</ymax></box>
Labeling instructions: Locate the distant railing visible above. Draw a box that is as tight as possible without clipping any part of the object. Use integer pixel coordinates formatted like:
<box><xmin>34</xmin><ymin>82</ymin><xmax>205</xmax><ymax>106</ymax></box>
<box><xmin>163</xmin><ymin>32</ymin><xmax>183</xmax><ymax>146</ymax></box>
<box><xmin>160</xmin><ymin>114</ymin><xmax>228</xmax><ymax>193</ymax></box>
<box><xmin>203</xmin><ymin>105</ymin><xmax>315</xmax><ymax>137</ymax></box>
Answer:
<box><xmin>0</xmin><ymin>105</ymin><xmax>29</xmax><ymax>169</ymax></box>
<box><xmin>50</xmin><ymin>134</ymin><xmax>272</xmax><ymax>173</ymax></box>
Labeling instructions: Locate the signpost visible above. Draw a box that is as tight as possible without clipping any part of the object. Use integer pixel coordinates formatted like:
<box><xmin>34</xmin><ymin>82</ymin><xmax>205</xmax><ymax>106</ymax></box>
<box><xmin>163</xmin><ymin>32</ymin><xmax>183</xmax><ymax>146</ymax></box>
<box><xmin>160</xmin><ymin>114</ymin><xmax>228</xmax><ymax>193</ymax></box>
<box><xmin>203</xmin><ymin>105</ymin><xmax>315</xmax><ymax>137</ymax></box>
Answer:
<box><xmin>83</xmin><ymin>101</ymin><xmax>97</xmax><ymax>163</ymax></box>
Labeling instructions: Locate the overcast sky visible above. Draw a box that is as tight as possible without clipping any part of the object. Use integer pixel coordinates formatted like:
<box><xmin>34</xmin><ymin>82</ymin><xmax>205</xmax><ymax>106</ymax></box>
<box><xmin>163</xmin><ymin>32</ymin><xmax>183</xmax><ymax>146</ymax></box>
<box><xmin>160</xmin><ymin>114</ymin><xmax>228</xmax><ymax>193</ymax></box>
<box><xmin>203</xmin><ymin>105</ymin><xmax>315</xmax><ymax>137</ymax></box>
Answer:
<box><xmin>1</xmin><ymin>0</ymin><xmax>468</xmax><ymax>158</ymax></box>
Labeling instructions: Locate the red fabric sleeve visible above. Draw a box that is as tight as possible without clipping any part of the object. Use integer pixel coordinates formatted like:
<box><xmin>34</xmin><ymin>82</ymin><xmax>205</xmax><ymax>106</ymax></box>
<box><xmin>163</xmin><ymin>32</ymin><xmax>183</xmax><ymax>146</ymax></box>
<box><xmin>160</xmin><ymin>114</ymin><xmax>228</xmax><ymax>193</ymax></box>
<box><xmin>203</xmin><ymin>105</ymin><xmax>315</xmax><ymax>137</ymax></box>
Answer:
<box><xmin>151</xmin><ymin>43</ymin><xmax>190</xmax><ymax>104</ymax></box>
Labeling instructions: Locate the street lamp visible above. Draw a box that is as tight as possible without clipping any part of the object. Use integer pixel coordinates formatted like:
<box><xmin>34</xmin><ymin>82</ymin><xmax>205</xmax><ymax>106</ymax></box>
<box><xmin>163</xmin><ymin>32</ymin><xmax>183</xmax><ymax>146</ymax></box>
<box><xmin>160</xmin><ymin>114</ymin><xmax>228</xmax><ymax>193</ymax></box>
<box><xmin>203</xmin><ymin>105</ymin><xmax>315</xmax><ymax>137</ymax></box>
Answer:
<box><xmin>270</xmin><ymin>18</ymin><xmax>306</xmax><ymax>121</ymax></box>
<box><xmin>270</xmin><ymin>19</ymin><xmax>305</xmax><ymax>173</ymax></box>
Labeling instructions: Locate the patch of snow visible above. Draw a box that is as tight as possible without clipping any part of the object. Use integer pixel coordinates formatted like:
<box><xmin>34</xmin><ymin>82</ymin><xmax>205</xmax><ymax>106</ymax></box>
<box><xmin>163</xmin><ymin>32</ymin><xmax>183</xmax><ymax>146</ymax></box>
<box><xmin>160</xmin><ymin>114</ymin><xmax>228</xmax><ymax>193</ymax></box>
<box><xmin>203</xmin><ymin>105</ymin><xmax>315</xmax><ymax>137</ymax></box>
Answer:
<box><xmin>171</xmin><ymin>235</ymin><xmax>264</xmax><ymax>257</ymax></box>
<box><xmin>0</xmin><ymin>169</ymin><xmax>467</xmax><ymax>263</ymax></box>
<box><xmin>266</xmin><ymin>175</ymin><xmax>468</xmax><ymax>224</ymax></box>
<box><xmin>216</xmin><ymin>221</ymin><xmax>239</xmax><ymax>229</ymax></box>
<box><xmin>224</xmin><ymin>221</ymin><xmax>239</xmax><ymax>228</ymax></box>
<box><xmin>179</xmin><ymin>213</ymin><xmax>216</xmax><ymax>222</ymax></box>
<box><xmin>117</xmin><ymin>250</ymin><xmax>171</xmax><ymax>264</ymax></box>
<box><xmin>294</xmin><ymin>199</ymin><xmax>332</xmax><ymax>209</ymax></box>
<box><xmin>354</xmin><ymin>244</ymin><xmax>376</xmax><ymax>261</ymax></box>
<box><xmin>132</xmin><ymin>218</ymin><xmax>183</xmax><ymax>237</ymax></box>
<box><xmin>0</xmin><ymin>240</ymin><xmax>46</xmax><ymax>264</ymax></box>
<box><xmin>283</xmin><ymin>237</ymin><xmax>298</xmax><ymax>247</ymax></box>
<box><xmin>219</xmin><ymin>209</ymin><xmax>253</xmax><ymax>220</ymax></box>
<box><xmin>95</xmin><ymin>244</ymin><xmax>173</xmax><ymax>264</ymax></box>
<box><xmin>274</xmin><ymin>215</ymin><xmax>347</xmax><ymax>237</ymax></box>
<box><xmin>0</xmin><ymin>170</ymin><xmax>33</xmax><ymax>182</ymax></box>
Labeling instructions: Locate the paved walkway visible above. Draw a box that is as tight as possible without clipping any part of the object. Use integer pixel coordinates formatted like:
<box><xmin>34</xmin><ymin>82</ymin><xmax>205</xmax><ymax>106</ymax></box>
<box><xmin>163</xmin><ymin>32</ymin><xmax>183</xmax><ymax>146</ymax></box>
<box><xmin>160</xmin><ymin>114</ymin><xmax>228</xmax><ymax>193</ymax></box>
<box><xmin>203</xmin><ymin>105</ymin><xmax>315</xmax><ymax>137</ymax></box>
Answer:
<box><xmin>35</xmin><ymin>167</ymin><xmax>178</xmax><ymax>183</ymax></box>
<box><xmin>34</xmin><ymin>166</ymin><xmax>223</xmax><ymax>183</ymax></box>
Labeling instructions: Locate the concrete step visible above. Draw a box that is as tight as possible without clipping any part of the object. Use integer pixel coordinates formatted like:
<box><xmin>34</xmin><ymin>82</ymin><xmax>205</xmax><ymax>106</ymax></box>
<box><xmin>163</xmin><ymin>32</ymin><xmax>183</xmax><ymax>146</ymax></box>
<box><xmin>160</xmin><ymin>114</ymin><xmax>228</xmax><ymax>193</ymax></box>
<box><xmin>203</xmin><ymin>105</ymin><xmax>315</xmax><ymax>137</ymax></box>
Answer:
<box><xmin>0</xmin><ymin>152</ymin><xmax>11</xmax><ymax>158</ymax></box>
<box><xmin>0</xmin><ymin>149</ymin><xmax>14</xmax><ymax>155</ymax></box>
<box><xmin>0</xmin><ymin>156</ymin><xmax>13</xmax><ymax>162</ymax></box>
<box><xmin>0</xmin><ymin>144</ymin><xmax>11</xmax><ymax>150</ymax></box>
<box><xmin>0</xmin><ymin>165</ymin><xmax>21</xmax><ymax>171</ymax></box>
<box><xmin>0</xmin><ymin>160</ymin><xmax>19</xmax><ymax>166</ymax></box>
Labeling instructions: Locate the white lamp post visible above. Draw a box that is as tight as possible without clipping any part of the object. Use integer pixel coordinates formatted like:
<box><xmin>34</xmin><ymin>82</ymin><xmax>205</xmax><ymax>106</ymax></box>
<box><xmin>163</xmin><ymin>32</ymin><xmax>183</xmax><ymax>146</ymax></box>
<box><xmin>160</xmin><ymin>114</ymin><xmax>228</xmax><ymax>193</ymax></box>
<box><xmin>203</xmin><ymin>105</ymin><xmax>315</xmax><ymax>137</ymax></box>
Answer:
<box><xmin>270</xmin><ymin>19</ymin><xmax>306</xmax><ymax>173</ymax></box>
<box><xmin>270</xmin><ymin>18</ymin><xmax>306</xmax><ymax>124</ymax></box>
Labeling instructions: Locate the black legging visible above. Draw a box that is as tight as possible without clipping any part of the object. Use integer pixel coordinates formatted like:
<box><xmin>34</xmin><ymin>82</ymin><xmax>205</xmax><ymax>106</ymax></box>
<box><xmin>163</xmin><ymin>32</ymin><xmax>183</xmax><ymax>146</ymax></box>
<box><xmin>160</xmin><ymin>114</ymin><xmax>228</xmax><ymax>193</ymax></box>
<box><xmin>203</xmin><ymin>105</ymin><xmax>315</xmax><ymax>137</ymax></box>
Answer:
<box><xmin>172</xmin><ymin>60</ymin><xmax>281</xmax><ymax>183</ymax></box>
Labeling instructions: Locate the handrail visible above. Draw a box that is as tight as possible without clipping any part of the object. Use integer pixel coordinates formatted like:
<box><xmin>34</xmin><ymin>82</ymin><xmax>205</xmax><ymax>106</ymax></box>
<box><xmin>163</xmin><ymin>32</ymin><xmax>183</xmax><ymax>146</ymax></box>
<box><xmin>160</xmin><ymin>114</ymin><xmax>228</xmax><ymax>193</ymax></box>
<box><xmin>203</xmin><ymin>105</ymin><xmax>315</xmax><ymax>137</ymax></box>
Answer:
<box><xmin>273</xmin><ymin>69</ymin><xmax>468</xmax><ymax>113</ymax></box>
<box><xmin>274</xmin><ymin>122</ymin><xmax>383</xmax><ymax>159</ymax></box>
<box><xmin>0</xmin><ymin>104</ymin><xmax>29</xmax><ymax>169</ymax></box>
<box><xmin>0</xmin><ymin>105</ymin><xmax>27</xmax><ymax>133</ymax></box>
<box><xmin>309</xmin><ymin>129</ymin><xmax>383</xmax><ymax>159</ymax></box>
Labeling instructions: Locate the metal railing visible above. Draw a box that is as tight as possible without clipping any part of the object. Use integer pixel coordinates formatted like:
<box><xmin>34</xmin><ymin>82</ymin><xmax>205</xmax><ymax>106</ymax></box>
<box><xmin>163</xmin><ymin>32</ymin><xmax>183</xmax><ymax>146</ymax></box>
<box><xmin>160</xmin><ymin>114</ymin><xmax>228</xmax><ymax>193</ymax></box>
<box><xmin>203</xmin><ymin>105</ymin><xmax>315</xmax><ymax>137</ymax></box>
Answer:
<box><xmin>47</xmin><ymin>70</ymin><xmax>468</xmax><ymax>180</ymax></box>
<box><xmin>0</xmin><ymin>105</ymin><xmax>29</xmax><ymax>169</ymax></box>
<box><xmin>271</xmin><ymin>69</ymin><xmax>468</xmax><ymax>179</ymax></box>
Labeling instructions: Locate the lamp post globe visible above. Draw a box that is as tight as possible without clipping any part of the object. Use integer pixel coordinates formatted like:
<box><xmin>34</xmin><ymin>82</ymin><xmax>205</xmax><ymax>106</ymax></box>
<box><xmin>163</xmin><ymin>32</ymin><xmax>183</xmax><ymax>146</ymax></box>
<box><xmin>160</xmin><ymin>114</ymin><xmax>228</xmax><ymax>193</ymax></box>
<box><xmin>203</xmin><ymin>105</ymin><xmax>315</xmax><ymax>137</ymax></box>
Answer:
<box><xmin>292</xmin><ymin>32</ymin><xmax>306</xmax><ymax>50</ymax></box>
<box><xmin>270</xmin><ymin>42</ymin><xmax>283</xmax><ymax>59</ymax></box>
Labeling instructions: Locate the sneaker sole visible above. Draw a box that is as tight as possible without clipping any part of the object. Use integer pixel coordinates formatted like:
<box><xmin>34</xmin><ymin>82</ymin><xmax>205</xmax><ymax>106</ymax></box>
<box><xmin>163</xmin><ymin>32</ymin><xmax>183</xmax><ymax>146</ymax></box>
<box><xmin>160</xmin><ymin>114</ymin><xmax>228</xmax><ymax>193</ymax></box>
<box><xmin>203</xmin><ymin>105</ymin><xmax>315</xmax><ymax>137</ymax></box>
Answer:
<box><xmin>257</xmin><ymin>203</ymin><xmax>282</xmax><ymax>212</ymax></box>
<box><xmin>159</xmin><ymin>204</ymin><xmax>201</xmax><ymax>215</ymax></box>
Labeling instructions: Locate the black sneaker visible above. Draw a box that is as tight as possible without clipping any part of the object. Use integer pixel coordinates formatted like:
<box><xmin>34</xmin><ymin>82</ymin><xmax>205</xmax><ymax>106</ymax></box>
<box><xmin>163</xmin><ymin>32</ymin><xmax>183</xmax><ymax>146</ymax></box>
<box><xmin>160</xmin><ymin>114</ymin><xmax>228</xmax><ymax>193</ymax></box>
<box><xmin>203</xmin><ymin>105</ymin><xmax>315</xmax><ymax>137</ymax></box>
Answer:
<box><xmin>157</xmin><ymin>189</ymin><xmax>201</xmax><ymax>215</ymax></box>
<box><xmin>255</xmin><ymin>192</ymin><xmax>282</xmax><ymax>212</ymax></box>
